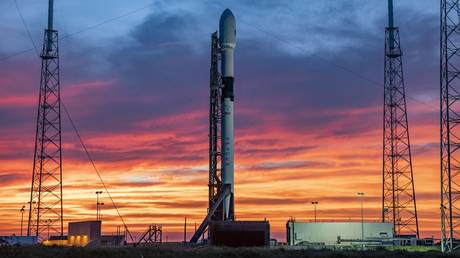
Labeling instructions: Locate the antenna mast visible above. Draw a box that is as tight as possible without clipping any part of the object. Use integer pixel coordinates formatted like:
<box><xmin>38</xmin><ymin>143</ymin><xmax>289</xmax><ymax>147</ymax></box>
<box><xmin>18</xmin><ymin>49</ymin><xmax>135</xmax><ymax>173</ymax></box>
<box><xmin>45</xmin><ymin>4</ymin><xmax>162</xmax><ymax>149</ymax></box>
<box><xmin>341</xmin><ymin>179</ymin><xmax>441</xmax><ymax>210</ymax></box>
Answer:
<box><xmin>382</xmin><ymin>0</ymin><xmax>419</xmax><ymax>238</ymax></box>
<box><xmin>27</xmin><ymin>0</ymin><xmax>64</xmax><ymax>239</ymax></box>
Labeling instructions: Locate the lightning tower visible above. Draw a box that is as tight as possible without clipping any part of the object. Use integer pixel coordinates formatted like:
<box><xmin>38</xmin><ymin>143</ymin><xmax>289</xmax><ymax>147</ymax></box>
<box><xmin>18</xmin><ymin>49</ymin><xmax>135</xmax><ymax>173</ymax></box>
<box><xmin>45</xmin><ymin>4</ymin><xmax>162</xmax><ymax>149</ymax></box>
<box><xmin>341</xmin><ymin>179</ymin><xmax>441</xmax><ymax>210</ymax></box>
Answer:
<box><xmin>382</xmin><ymin>0</ymin><xmax>419</xmax><ymax>238</ymax></box>
<box><xmin>441</xmin><ymin>0</ymin><xmax>460</xmax><ymax>252</ymax></box>
<box><xmin>27</xmin><ymin>0</ymin><xmax>63</xmax><ymax>238</ymax></box>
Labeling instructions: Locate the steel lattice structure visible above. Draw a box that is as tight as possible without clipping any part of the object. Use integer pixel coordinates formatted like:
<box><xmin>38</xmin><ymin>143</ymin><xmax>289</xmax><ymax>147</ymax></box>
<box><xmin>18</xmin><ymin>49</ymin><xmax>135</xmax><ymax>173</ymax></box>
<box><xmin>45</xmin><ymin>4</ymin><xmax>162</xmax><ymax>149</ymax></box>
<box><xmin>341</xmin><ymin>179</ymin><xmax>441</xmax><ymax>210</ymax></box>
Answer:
<box><xmin>190</xmin><ymin>30</ymin><xmax>233</xmax><ymax>244</ymax></box>
<box><xmin>441</xmin><ymin>0</ymin><xmax>460</xmax><ymax>252</ymax></box>
<box><xmin>27</xmin><ymin>9</ymin><xmax>63</xmax><ymax>238</ymax></box>
<box><xmin>382</xmin><ymin>2</ymin><xmax>419</xmax><ymax>238</ymax></box>
<box><xmin>136</xmin><ymin>224</ymin><xmax>162</xmax><ymax>245</ymax></box>
<box><xmin>208</xmin><ymin>31</ymin><xmax>224</xmax><ymax>222</ymax></box>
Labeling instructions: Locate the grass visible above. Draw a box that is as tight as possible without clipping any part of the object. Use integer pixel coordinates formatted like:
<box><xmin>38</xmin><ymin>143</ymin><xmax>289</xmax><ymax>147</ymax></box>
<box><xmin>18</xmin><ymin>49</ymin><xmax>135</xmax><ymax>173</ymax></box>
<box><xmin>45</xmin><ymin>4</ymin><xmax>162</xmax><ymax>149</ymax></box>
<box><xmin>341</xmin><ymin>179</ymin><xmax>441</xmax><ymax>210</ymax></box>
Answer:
<box><xmin>385</xmin><ymin>245</ymin><xmax>440</xmax><ymax>252</ymax></box>
<box><xmin>0</xmin><ymin>245</ymin><xmax>457</xmax><ymax>258</ymax></box>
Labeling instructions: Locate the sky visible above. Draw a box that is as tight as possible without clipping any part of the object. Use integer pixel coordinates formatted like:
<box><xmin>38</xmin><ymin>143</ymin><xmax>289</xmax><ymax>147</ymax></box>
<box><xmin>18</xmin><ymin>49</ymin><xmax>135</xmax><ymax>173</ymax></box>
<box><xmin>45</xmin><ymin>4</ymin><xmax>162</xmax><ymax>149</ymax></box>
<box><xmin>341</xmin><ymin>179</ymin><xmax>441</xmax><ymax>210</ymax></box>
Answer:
<box><xmin>0</xmin><ymin>0</ymin><xmax>440</xmax><ymax>242</ymax></box>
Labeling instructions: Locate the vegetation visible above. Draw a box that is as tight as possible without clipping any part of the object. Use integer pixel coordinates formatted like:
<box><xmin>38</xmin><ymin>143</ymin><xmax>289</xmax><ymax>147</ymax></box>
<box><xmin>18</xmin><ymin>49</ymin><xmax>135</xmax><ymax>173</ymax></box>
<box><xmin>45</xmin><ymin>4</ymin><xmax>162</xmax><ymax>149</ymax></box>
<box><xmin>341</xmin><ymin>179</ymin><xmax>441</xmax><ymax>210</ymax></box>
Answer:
<box><xmin>385</xmin><ymin>245</ymin><xmax>440</xmax><ymax>252</ymax></box>
<box><xmin>0</xmin><ymin>245</ymin><xmax>457</xmax><ymax>258</ymax></box>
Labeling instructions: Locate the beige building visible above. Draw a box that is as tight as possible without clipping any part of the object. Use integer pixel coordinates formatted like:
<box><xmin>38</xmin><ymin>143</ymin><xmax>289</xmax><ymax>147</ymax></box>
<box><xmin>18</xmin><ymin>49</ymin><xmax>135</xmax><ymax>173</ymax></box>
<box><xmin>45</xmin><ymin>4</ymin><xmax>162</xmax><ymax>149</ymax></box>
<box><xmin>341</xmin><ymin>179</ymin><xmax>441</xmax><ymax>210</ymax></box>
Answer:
<box><xmin>286</xmin><ymin>220</ymin><xmax>393</xmax><ymax>247</ymax></box>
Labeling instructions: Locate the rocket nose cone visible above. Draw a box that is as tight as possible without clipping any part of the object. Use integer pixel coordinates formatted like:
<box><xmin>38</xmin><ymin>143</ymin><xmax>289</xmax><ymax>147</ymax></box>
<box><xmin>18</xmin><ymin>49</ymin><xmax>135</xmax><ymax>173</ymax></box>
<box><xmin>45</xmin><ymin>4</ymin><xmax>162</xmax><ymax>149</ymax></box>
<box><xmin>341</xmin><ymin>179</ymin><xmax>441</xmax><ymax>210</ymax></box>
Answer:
<box><xmin>220</xmin><ymin>8</ymin><xmax>234</xmax><ymax>21</ymax></box>
<box><xmin>219</xmin><ymin>9</ymin><xmax>236</xmax><ymax>47</ymax></box>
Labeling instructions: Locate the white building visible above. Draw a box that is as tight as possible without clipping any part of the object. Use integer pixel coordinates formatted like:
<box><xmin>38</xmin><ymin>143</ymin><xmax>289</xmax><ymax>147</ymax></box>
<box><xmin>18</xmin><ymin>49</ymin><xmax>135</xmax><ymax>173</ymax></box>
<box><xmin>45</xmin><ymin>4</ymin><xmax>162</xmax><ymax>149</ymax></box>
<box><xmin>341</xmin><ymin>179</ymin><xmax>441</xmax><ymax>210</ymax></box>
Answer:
<box><xmin>286</xmin><ymin>220</ymin><xmax>393</xmax><ymax>247</ymax></box>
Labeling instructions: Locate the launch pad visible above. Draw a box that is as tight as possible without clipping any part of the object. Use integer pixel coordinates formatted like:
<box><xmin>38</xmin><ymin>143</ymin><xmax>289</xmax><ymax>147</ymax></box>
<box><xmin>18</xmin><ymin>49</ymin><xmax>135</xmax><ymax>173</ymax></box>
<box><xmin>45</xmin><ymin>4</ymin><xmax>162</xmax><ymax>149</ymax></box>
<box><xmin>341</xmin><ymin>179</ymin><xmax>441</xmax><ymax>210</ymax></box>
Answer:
<box><xmin>209</xmin><ymin>221</ymin><xmax>270</xmax><ymax>247</ymax></box>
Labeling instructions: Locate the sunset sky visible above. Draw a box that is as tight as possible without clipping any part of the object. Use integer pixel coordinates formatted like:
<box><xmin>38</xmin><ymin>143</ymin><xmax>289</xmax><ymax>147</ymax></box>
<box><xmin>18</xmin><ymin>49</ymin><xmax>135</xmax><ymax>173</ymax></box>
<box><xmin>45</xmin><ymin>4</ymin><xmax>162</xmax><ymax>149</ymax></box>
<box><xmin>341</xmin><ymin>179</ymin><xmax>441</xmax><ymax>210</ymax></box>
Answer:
<box><xmin>0</xmin><ymin>0</ymin><xmax>440</xmax><ymax>241</ymax></box>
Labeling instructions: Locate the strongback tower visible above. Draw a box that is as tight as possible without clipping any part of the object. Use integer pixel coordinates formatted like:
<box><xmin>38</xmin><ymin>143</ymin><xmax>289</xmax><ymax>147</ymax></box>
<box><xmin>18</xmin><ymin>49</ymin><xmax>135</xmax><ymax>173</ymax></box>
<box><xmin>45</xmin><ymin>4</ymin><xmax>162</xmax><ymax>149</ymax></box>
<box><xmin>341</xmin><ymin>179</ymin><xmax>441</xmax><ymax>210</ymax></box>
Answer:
<box><xmin>382</xmin><ymin>0</ymin><xmax>419</xmax><ymax>238</ymax></box>
<box><xmin>441</xmin><ymin>0</ymin><xmax>460</xmax><ymax>252</ymax></box>
<box><xmin>27</xmin><ymin>0</ymin><xmax>63</xmax><ymax>238</ymax></box>
<box><xmin>208</xmin><ymin>31</ymin><xmax>224</xmax><ymax>222</ymax></box>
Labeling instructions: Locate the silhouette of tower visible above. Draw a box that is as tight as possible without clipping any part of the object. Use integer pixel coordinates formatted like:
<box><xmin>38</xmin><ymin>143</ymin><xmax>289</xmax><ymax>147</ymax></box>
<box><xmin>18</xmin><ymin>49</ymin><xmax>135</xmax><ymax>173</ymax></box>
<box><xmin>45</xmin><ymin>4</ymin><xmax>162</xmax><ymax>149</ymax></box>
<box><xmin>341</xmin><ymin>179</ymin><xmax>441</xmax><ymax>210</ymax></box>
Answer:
<box><xmin>382</xmin><ymin>0</ymin><xmax>419</xmax><ymax>238</ymax></box>
<box><xmin>441</xmin><ymin>0</ymin><xmax>460</xmax><ymax>252</ymax></box>
<box><xmin>27</xmin><ymin>0</ymin><xmax>63</xmax><ymax>238</ymax></box>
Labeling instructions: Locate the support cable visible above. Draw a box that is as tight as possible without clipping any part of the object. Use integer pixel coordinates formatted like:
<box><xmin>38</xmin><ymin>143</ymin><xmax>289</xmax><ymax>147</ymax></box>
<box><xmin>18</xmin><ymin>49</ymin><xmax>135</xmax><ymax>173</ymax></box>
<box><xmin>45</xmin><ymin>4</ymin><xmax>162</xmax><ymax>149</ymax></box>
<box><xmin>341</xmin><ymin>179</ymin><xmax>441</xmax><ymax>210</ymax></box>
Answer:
<box><xmin>201</xmin><ymin>0</ymin><xmax>438</xmax><ymax>110</ymax></box>
<box><xmin>242</xmin><ymin>18</ymin><xmax>438</xmax><ymax>110</ymax></box>
<box><xmin>13</xmin><ymin>0</ymin><xmax>40</xmax><ymax>56</ymax></box>
<box><xmin>8</xmin><ymin>0</ymin><xmax>438</xmax><ymax>111</ymax></box>
<box><xmin>2</xmin><ymin>1</ymin><xmax>155</xmax><ymax>62</ymax></box>
<box><xmin>61</xmin><ymin>101</ymin><xmax>135</xmax><ymax>243</ymax></box>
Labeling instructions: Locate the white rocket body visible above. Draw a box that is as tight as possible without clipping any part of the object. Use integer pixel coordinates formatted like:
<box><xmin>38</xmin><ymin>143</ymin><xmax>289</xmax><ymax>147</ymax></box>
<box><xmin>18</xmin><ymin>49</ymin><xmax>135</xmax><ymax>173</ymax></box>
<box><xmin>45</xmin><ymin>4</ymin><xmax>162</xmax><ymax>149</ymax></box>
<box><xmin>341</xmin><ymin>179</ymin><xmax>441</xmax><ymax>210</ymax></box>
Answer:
<box><xmin>219</xmin><ymin>9</ymin><xmax>236</xmax><ymax>221</ymax></box>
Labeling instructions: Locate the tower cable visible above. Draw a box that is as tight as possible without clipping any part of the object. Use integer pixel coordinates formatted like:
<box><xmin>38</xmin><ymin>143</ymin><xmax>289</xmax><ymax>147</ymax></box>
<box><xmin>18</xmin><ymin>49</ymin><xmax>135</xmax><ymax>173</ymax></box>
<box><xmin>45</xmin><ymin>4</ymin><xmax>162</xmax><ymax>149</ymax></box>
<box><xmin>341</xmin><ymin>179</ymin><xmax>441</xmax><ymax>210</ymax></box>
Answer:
<box><xmin>1</xmin><ymin>1</ymin><xmax>156</xmax><ymax>62</ymax></box>
<box><xmin>201</xmin><ymin>0</ymin><xmax>437</xmax><ymax>110</ymax></box>
<box><xmin>8</xmin><ymin>0</ymin><xmax>437</xmax><ymax>111</ymax></box>
<box><xmin>13</xmin><ymin>0</ymin><xmax>39</xmax><ymax>56</ymax></box>
<box><xmin>62</xmin><ymin>101</ymin><xmax>135</xmax><ymax>242</ymax></box>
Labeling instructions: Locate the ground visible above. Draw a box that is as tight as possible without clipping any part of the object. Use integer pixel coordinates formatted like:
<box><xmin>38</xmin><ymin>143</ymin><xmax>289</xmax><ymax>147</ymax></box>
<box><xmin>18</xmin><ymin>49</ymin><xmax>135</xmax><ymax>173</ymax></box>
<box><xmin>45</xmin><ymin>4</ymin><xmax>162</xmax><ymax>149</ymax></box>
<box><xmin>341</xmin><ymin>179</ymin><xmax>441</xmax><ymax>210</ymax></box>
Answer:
<box><xmin>0</xmin><ymin>245</ymin><xmax>455</xmax><ymax>258</ymax></box>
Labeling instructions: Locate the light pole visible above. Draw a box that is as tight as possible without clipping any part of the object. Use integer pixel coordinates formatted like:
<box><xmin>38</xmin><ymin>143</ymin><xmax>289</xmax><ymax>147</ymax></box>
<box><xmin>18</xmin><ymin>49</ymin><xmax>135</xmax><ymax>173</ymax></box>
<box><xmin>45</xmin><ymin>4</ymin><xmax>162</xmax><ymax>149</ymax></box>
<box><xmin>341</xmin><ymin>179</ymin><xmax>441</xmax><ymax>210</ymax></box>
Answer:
<box><xmin>357</xmin><ymin>192</ymin><xmax>365</xmax><ymax>249</ymax></box>
<box><xmin>98</xmin><ymin>202</ymin><xmax>104</xmax><ymax>221</ymax></box>
<box><xmin>311</xmin><ymin>201</ymin><xmax>318</xmax><ymax>222</ymax></box>
<box><xmin>96</xmin><ymin>191</ymin><xmax>103</xmax><ymax>221</ymax></box>
<box><xmin>20</xmin><ymin>205</ymin><xmax>25</xmax><ymax>236</ymax></box>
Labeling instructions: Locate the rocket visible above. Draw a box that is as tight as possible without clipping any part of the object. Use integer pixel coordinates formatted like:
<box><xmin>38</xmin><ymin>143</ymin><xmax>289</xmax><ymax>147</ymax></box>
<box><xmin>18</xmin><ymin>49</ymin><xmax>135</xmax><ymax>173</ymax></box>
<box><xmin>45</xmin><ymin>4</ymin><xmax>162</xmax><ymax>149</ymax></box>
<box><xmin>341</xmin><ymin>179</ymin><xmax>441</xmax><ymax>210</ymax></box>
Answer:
<box><xmin>219</xmin><ymin>9</ymin><xmax>236</xmax><ymax>221</ymax></box>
